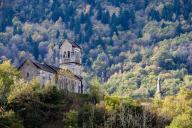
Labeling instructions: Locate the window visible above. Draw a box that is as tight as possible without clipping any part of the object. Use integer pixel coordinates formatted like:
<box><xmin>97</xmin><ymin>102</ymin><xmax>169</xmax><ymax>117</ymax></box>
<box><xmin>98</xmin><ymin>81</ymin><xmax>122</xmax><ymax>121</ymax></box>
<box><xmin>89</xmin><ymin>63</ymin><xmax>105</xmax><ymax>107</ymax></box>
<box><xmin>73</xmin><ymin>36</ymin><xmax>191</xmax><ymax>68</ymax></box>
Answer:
<box><xmin>78</xmin><ymin>85</ymin><xmax>81</xmax><ymax>93</ymax></box>
<box><xmin>72</xmin><ymin>84</ymin><xmax>75</xmax><ymax>92</ymax></box>
<box><xmin>68</xmin><ymin>51</ymin><xmax>70</xmax><ymax>58</ymax></box>
<box><xmin>64</xmin><ymin>52</ymin><xmax>66</xmax><ymax>58</ymax></box>
<box><xmin>27</xmin><ymin>72</ymin><xmax>29</xmax><ymax>78</ymax></box>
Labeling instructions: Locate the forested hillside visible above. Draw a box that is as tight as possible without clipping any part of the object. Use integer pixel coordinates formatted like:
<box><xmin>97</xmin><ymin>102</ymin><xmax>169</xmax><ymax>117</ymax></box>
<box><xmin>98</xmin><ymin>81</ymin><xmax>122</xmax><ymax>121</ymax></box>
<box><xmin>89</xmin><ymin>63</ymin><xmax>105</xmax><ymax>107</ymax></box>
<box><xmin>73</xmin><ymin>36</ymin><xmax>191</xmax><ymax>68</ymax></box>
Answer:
<box><xmin>0</xmin><ymin>61</ymin><xmax>192</xmax><ymax>128</ymax></box>
<box><xmin>1</xmin><ymin>0</ymin><xmax>192</xmax><ymax>98</ymax></box>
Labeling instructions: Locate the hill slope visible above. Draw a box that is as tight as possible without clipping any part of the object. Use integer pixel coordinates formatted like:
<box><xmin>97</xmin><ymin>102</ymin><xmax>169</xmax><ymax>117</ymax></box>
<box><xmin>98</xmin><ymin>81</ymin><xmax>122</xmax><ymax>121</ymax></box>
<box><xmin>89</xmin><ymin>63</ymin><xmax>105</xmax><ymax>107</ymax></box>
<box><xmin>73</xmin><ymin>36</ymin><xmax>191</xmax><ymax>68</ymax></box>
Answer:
<box><xmin>0</xmin><ymin>0</ymin><xmax>192</xmax><ymax>97</ymax></box>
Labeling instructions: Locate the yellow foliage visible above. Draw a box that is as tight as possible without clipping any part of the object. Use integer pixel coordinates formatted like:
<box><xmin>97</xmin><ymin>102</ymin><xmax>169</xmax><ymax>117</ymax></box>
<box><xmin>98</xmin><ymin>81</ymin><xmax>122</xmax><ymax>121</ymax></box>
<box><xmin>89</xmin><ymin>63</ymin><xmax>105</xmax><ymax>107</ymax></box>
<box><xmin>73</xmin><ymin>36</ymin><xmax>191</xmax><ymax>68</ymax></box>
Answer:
<box><xmin>153</xmin><ymin>86</ymin><xmax>192</xmax><ymax>127</ymax></box>
<box><xmin>7</xmin><ymin>79</ymin><xmax>35</xmax><ymax>103</ymax></box>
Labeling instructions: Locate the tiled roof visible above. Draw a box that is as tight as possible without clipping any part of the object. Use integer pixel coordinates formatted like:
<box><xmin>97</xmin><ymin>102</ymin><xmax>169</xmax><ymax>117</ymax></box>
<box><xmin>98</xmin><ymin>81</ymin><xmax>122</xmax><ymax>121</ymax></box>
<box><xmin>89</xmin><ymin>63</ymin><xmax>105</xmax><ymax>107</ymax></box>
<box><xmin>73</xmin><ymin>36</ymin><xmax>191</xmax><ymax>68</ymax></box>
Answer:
<box><xmin>18</xmin><ymin>59</ymin><xmax>56</xmax><ymax>73</ymax></box>
<box><xmin>32</xmin><ymin>61</ymin><xmax>57</xmax><ymax>74</ymax></box>
<box><xmin>18</xmin><ymin>59</ymin><xmax>82</xmax><ymax>80</ymax></box>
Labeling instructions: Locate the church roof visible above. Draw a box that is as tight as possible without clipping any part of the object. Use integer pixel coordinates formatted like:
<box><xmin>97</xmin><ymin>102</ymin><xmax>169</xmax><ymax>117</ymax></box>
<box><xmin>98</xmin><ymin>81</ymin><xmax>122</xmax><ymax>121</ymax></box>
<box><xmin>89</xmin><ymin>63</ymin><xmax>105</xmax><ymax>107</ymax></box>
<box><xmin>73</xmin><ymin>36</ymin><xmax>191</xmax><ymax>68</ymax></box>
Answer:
<box><xmin>18</xmin><ymin>59</ymin><xmax>82</xmax><ymax>80</ymax></box>
<box><xmin>18</xmin><ymin>59</ymin><xmax>57</xmax><ymax>73</ymax></box>
<box><xmin>59</xmin><ymin>40</ymin><xmax>81</xmax><ymax>49</ymax></box>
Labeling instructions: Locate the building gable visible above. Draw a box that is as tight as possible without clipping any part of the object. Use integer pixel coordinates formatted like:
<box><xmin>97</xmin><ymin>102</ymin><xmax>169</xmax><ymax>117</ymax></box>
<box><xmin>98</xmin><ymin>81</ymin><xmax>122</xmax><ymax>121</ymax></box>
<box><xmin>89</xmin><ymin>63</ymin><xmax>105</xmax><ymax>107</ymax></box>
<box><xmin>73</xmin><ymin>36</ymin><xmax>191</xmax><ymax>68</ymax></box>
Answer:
<box><xmin>19</xmin><ymin>60</ymin><xmax>39</xmax><ymax>80</ymax></box>
<box><xmin>60</xmin><ymin>40</ymin><xmax>81</xmax><ymax>51</ymax></box>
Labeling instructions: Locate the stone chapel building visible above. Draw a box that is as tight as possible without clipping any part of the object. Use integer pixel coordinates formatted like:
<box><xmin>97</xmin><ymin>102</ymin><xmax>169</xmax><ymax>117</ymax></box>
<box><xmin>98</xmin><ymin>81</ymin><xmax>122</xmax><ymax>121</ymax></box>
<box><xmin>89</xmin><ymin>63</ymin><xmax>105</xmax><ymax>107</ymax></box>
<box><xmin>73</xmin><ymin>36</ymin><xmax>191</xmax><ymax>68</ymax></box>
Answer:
<box><xmin>18</xmin><ymin>40</ymin><xmax>83</xmax><ymax>93</ymax></box>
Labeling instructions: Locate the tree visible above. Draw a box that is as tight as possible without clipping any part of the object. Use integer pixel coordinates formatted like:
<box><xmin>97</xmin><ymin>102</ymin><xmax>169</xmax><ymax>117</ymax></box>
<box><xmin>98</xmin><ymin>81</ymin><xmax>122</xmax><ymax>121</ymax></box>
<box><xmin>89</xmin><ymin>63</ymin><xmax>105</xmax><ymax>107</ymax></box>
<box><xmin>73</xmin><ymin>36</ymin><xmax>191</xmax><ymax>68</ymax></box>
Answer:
<box><xmin>89</xmin><ymin>77</ymin><xmax>103</xmax><ymax>104</ymax></box>
<box><xmin>0</xmin><ymin>110</ymin><xmax>24</xmax><ymax>128</ymax></box>
<box><xmin>176</xmin><ymin>23</ymin><xmax>184</xmax><ymax>35</ymax></box>
<box><xmin>173</xmin><ymin>0</ymin><xmax>181</xmax><ymax>17</ymax></box>
<box><xmin>0</xmin><ymin>3</ymin><xmax>14</xmax><ymax>32</ymax></box>
<box><xmin>74</xmin><ymin>18</ymin><xmax>80</xmax><ymax>34</ymax></box>
<box><xmin>12</xmin><ymin>17</ymin><xmax>22</xmax><ymax>34</ymax></box>
<box><xmin>119</xmin><ymin>9</ymin><xmax>135</xmax><ymax>30</ymax></box>
<box><xmin>65</xmin><ymin>110</ymin><xmax>78</xmax><ymax>128</ymax></box>
<box><xmin>85</xmin><ymin>19</ymin><xmax>93</xmax><ymax>41</ymax></box>
<box><xmin>132</xmin><ymin>52</ymin><xmax>142</xmax><ymax>63</ymax></box>
<box><xmin>0</xmin><ymin>60</ymin><xmax>20</xmax><ymax>106</ymax></box>
<box><xmin>110</xmin><ymin>13</ymin><xmax>118</xmax><ymax>26</ymax></box>
<box><xmin>96</xmin><ymin>6</ymin><xmax>102</xmax><ymax>20</ymax></box>
<box><xmin>32</xmin><ymin>41</ymin><xmax>39</xmax><ymax>60</ymax></box>
<box><xmin>92</xmin><ymin>52</ymin><xmax>109</xmax><ymax>76</ymax></box>
<box><xmin>51</xmin><ymin>8</ymin><xmax>64</xmax><ymax>22</ymax></box>
<box><xmin>148</xmin><ymin>9</ymin><xmax>160</xmax><ymax>21</ymax></box>
<box><xmin>162</xmin><ymin>4</ymin><xmax>174</xmax><ymax>21</ymax></box>
<box><xmin>101</xmin><ymin>11</ymin><xmax>110</xmax><ymax>24</ymax></box>
<box><xmin>168</xmin><ymin>113</ymin><xmax>192</xmax><ymax>128</ymax></box>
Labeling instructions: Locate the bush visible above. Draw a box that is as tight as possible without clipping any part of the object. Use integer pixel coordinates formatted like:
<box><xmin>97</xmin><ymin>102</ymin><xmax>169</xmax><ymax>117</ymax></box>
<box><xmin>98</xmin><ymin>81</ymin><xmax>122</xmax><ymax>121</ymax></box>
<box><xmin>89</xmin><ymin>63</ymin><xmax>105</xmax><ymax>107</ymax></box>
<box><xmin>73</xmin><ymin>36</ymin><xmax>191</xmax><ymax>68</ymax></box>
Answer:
<box><xmin>65</xmin><ymin>110</ymin><xmax>78</xmax><ymax>128</ymax></box>
<box><xmin>168</xmin><ymin>113</ymin><xmax>192</xmax><ymax>128</ymax></box>
<box><xmin>0</xmin><ymin>111</ymin><xmax>23</xmax><ymax>128</ymax></box>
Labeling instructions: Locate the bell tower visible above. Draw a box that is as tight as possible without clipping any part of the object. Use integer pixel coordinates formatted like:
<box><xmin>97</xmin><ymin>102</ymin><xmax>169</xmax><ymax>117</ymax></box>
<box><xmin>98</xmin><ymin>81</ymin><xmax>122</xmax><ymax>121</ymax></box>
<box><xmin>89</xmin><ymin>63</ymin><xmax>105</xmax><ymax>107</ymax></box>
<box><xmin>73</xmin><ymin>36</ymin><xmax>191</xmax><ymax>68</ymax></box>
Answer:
<box><xmin>59</xmin><ymin>40</ymin><xmax>82</xmax><ymax>76</ymax></box>
<box><xmin>155</xmin><ymin>76</ymin><xmax>162</xmax><ymax>99</ymax></box>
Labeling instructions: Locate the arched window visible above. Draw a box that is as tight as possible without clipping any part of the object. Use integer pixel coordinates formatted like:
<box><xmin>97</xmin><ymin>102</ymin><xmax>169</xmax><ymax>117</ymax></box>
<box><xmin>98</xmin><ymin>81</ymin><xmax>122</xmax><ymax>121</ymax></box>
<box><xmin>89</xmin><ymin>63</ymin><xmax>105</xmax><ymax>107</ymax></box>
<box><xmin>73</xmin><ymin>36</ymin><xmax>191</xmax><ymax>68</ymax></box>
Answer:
<box><xmin>72</xmin><ymin>83</ymin><xmax>75</xmax><ymax>92</ymax></box>
<box><xmin>64</xmin><ymin>52</ymin><xmax>66</xmax><ymax>58</ymax></box>
<box><xmin>27</xmin><ymin>72</ymin><xmax>29</xmax><ymax>78</ymax></box>
<box><xmin>68</xmin><ymin>51</ymin><xmax>70</xmax><ymax>58</ymax></box>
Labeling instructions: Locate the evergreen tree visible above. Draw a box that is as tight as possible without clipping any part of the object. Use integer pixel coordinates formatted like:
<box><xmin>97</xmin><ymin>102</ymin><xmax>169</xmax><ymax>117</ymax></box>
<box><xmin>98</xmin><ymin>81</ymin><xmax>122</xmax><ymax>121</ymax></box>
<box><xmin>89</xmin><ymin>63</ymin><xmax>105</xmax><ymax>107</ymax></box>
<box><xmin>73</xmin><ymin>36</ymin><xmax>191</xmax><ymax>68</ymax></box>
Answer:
<box><xmin>28</xmin><ymin>34</ymin><xmax>39</xmax><ymax>60</ymax></box>
<box><xmin>80</xmin><ymin>12</ymin><xmax>86</xmax><ymax>24</ymax></box>
<box><xmin>144</xmin><ymin>0</ymin><xmax>149</xmax><ymax>8</ymax></box>
<box><xmin>85</xmin><ymin>19</ymin><xmax>93</xmax><ymax>42</ymax></box>
<box><xmin>12</xmin><ymin>17</ymin><xmax>23</xmax><ymax>35</ymax></box>
<box><xmin>110</xmin><ymin>13</ymin><xmax>118</xmax><ymax>25</ymax></box>
<box><xmin>119</xmin><ymin>9</ymin><xmax>135</xmax><ymax>30</ymax></box>
<box><xmin>176</xmin><ymin>23</ymin><xmax>184</xmax><ymax>35</ymax></box>
<box><xmin>56</xmin><ymin>30</ymin><xmax>60</xmax><ymax>38</ymax></box>
<box><xmin>183</xmin><ymin>0</ymin><xmax>192</xmax><ymax>20</ymax></box>
<box><xmin>162</xmin><ymin>4</ymin><xmax>174</xmax><ymax>21</ymax></box>
<box><xmin>74</xmin><ymin>18</ymin><xmax>80</xmax><ymax>34</ymax></box>
<box><xmin>97</xmin><ymin>8</ymin><xmax>102</xmax><ymax>20</ymax></box>
<box><xmin>0</xmin><ymin>5</ymin><xmax>14</xmax><ymax>32</ymax></box>
<box><xmin>173</xmin><ymin>0</ymin><xmax>181</xmax><ymax>18</ymax></box>
<box><xmin>101</xmin><ymin>11</ymin><xmax>110</xmax><ymax>24</ymax></box>
<box><xmin>148</xmin><ymin>9</ymin><xmax>160</xmax><ymax>21</ymax></box>
<box><xmin>69</xmin><ymin>17</ymin><xmax>75</xmax><ymax>30</ymax></box>
<box><xmin>51</xmin><ymin>8</ymin><xmax>64</xmax><ymax>22</ymax></box>
<box><xmin>78</xmin><ymin>32</ymin><xmax>85</xmax><ymax>44</ymax></box>
<box><xmin>63</xmin><ymin>32</ymin><xmax>68</xmax><ymax>39</ymax></box>
<box><xmin>110</xmin><ymin>24</ymin><xmax>118</xmax><ymax>36</ymax></box>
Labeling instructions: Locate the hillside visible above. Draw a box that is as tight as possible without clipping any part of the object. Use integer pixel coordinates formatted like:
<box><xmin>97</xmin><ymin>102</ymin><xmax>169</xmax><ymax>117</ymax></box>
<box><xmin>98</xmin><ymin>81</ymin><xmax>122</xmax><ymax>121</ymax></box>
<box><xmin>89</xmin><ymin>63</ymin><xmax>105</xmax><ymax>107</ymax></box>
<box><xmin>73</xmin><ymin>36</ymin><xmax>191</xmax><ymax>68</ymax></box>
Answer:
<box><xmin>1</xmin><ymin>0</ymin><xmax>192</xmax><ymax>98</ymax></box>
<box><xmin>0</xmin><ymin>61</ymin><xmax>192</xmax><ymax>128</ymax></box>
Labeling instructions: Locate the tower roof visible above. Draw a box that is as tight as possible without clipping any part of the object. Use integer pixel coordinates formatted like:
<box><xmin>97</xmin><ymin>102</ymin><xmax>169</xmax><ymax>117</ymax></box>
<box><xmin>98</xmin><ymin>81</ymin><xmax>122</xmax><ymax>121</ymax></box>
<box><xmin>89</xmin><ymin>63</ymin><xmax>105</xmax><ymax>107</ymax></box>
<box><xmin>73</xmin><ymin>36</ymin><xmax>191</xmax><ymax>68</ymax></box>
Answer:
<box><xmin>59</xmin><ymin>40</ymin><xmax>81</xmax><ymax>49</ymax></box>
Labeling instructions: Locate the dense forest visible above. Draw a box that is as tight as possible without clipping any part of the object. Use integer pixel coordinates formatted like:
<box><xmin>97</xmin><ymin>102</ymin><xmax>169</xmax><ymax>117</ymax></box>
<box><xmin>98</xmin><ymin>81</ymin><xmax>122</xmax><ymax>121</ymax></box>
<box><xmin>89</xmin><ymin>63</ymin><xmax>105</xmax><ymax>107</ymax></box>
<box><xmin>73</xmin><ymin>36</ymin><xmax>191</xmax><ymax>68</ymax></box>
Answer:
<box><xmin>1</xmin><ymin>0</ymin><xmax>192</xmax><ymax>98</ymax></box>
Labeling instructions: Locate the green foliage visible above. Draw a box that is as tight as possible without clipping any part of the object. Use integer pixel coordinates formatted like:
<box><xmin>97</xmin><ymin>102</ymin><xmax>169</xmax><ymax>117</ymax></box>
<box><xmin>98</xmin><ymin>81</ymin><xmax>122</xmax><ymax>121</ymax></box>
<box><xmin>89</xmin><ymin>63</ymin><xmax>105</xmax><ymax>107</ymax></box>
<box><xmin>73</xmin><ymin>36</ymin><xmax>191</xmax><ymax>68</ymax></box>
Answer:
<box><xmin>131</xmin><ymin>52</ymin><xmax>142</xmax><ymax>63</ymax></box>
<box><xmin>152</xmin><ymin>87</ymin><xmax>192</xmax><ymax>127</ymax></box>
<box><xmin>64</xmin><ymin>110</ymin><xmax>78</xmax><ymax>128</ymax></box>
<box><xmin>104</xmin><ymin>96</ymin><xmax>120</xmax><ymax>110</ymax></box>
<box><xmin>89</xmin><ymin>77</ymin><xmax>104</xmax><ymax>104</ymax></box>
<box><xmin>0</xmin><ymin>60</ymin><xmax>20</xmax><ymax>105</ymax></box>
<box><xmin>0</xmin><ymin>110</ymin><xmax>23</xmax><ymax>128</ymax></box>
<box><xmin>77</xmin><ymin>104</ymin><xmax>105</xmax><ymax>128</ymax></box>
<box><xmin>168</xmin><ymin>113</ymin><xmax>192</xmax><ymax>128</ymax></box>
<box><xmin>39</xmin><ymin>84</ymin><xmax>62</xmax><ymax>104</ymax></box>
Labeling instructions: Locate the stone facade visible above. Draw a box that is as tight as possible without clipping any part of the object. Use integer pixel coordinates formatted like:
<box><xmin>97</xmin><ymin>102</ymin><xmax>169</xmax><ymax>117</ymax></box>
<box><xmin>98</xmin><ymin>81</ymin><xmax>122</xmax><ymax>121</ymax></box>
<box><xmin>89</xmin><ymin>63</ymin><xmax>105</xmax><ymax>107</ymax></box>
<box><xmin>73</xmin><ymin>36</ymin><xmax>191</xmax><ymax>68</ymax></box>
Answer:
<box><xmin>59</xmin><ymin>40</ymin><xmax>82</xmax><ymax>76</ymax></box>
<box><xmin>18</xmin><ymin>40</ymin><xmax>83</xmax><ymax>93</ymax></box>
